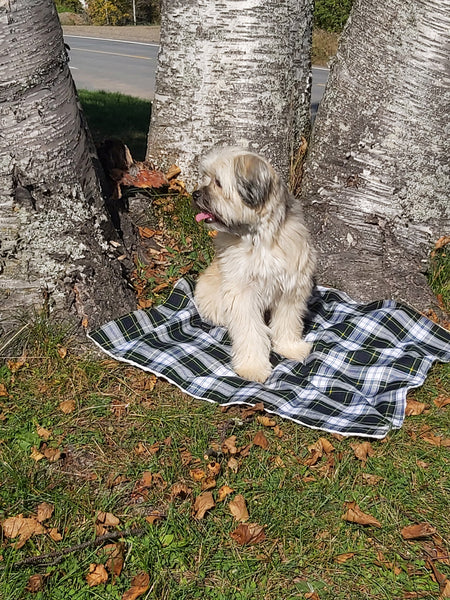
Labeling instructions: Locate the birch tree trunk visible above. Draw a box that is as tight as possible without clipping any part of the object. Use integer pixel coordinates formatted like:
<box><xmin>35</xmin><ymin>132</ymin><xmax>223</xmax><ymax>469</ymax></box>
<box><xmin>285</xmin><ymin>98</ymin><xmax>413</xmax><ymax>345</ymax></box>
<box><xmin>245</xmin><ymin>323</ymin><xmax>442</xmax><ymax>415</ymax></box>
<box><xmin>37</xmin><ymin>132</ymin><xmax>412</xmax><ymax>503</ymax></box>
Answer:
<box><xmin>147</xmin><ymin>0</ymin><xmax>313</xmax><ymax>190</ymax></box>
<box><xmin>302</xmin><ymin>0</ymin><xmax>449</xmax><ymax>311</ymax></box>
<box><xmin>0</xmin><ymin>0</ymin><xmax>135</xmax><ymax>336</ymax></box>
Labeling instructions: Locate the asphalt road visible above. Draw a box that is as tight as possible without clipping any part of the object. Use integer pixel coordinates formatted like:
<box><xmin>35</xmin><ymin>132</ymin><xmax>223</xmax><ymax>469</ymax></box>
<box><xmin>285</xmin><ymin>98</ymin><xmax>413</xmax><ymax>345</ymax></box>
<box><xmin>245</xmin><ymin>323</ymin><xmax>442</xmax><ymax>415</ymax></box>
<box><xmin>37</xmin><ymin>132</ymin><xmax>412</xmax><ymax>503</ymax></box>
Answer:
<box><xmin>65</xmin><ymin>35</ymin><xmax>328</xmax><ymax>117</ymax></box>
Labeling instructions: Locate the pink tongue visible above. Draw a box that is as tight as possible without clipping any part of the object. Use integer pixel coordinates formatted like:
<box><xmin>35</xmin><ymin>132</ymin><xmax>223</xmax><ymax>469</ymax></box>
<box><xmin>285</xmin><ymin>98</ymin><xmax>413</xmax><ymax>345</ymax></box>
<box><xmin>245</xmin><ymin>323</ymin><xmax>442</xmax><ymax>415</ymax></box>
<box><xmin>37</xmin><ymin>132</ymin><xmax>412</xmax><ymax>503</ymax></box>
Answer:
<box><xmin>195</xmin><ymin>212</ymin><xmax>214</xmax><ymax>222</ymax></box>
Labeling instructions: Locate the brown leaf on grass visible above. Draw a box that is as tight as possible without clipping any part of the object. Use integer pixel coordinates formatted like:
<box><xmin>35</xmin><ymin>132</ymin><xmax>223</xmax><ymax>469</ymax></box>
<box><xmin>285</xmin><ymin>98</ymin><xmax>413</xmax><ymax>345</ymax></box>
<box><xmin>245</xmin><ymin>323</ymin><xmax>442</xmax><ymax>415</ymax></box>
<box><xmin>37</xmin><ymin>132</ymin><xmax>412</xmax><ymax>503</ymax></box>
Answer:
<box><xmin>342</xmin><ymin>502</ymin><xmax>382</xmax><ymax>528</ymax></box>
<box><xmin>361</xmin><ymin>473</ymin><xmax>383</xmax><ymax>486</ymax></box>
<box><xmin>230</xmin><ymin>523</ymin><xmax>266</xmax><ymax>546</ymax></box>
<box><xmin>227</xmin><ymin>457</ymin><xmax>240</xmax><ymax>473</ymax></box>
<box><xmin>334</xmin><ymin>552</ymin><xmax>356</xmax><ymax>563</ymax></box>
<box><xmin>170</xmin><ymin>482</ymin><xmax>192</xmax><ymax>500</ymax></box>
<box><xmin>97</xmin><ymin>511</ymin><xmax>120</xmax><ymax>528</ymax></box>
<box><xmin>434</xmin><ymin>236</ymin><xmax>450</xmax><ymax>250</ymax></box>
<box><xmin>7</xmin><ymin>353</ymin><xmax>27</xmax><ymax>373</ymax></box>
<box><xmin>217</xmin><ymin>485</ymin><xmax>234</xmax><ymax>502</ymax></box>
<box><xmin>239</xmin><ymin>442</ymin><xmax>253</xmax><ymax>457</ymax></box>
<box><xmin>189</xmin><ymin>468</ymin><xmax>206</xmax><ymax>482</ymax></box>
<box><xmin>102</xmin><ymin>543</ymin><xmax>125</xmax><ymax>578</ymax></box>
<box><xmin>207</xmin><ymin>461</ymin><xmax>221</xmax><ymax>477</ymax></box>
<box><xmin>257</xmin><ymin>415</ymin><xmax>277</xmax><ymax>427</ymax></box>
<box><xmin>36</xmin><ymin>425</ymin><xmax>52</xmax><ymax>441</ymax></box>
<box><xmin>273</xmin><ymin>424</ymin><xmax>284</xmax><ymax>438</ymax></box>
<box><xmin>201</xmin><ymin>476</ymin><xmax>217</xmax><ymax>491</ymax></box>
<box><xmin>304</xmin><ymin>592</ymin><xmax>321</xmax><ymax>600</ymax></box>
<box><xmin>374</xmin><ymin>551</ymin><xmax>402</xmax><ymax>575</ymax></box>
<box><xmin>30</xmin><ymin>446</ymin><xmax>45</xmax><ymax>462</ymax></box>
<box><xmin>241</xmin><ymin>402</ymin><xmax>265</xmax><ymax>418</ymax></box>
<box><xmin>25</xmin><ymin>574</ymin><xmax>49</xmax><ymax>593</ymax></box>
<box><xmin>304</xmin><ymin>438</ymin><xmax>335</xmax><ymax>466</ymax></box>
<box><xmin>350</xmin><ymin>441</ymin><xmax>375</xmax><ymax>465</ymax></box>
<box><xmin>253</xmin><ymin>431</ymin><xmax>269</xmax><ymax>450</ymax></box>
<box><xmin>166</xmin><ymin>164</ymin><xmax>181</xmax><ymax>180</ymax></box>
<box><xmin>427</xmin><ymin>559</ymin><xmax>450</xmax><ymax>598</ymax></box>
<box><xmin>405</xmin><ymin>399</ymin><xmax>427</xmax><ymax>416</ymax></box>
<box><xmin>122</xmin><ymin>572</ymin><xmax>150</xmax><ymax>600</ymax></box>
<box><xmin>48</xmin><ymin>527</ymin><xmax>63</xmax><ymax>542</ymax></box>
<box><xmin>36</xmin><ymin>502</ymin><xmax>54</xmax><ymax>523</ymax></box>
<box><xmin>229</xmin><ymin>494</ymin><xmax>249</xmax><ymax>522</ymax></box>
<box><xmin>0</xmin><ymin>383</ymin><xmax>8</xmax><ymax>397</ymax></box>
<box><xmin>42</xmin><ymin>446</ymin><xmax>61</xmax><ymax>462</ymax></box>
<box><xmin>421</xmin><ymin>432</ymin><xmax>450</xmax><ymax>447</ymax></box>
<box><xmin>401</xmin><ymin>523</ymin><xmax>437</xmax><ymax>540</ymax></box>
<box><xmin>59</xmin><ymin>399</ymin><xmax>76</xmax><ymax>414</ymax></box>
<box><xmin>145</xmin><ymin>510</ymin><xmax>165</xmax><ymax>525</ymax></box>
<box><xmin>222</xmin><ymin>435</ymin><xmax>238</xmax><ymax>455</ymax></box>
<box><xmin>2</xmin><ymin>515</ymin><xmax>46</xmax><ymax>548</ymax></box>
<box><xmin>86</xmin><ymin>563</ymin><xmax>108</xmax><ymax>587</ymax></box>
<box><xmin>192</xmin><ymin>492</ymin><xmax>215</xmax><ymax>519</ymax></box>
<box><xmin>434</xmin><ymin>394</ymin><xmax>450</xmax><ymax>409</ymax></box>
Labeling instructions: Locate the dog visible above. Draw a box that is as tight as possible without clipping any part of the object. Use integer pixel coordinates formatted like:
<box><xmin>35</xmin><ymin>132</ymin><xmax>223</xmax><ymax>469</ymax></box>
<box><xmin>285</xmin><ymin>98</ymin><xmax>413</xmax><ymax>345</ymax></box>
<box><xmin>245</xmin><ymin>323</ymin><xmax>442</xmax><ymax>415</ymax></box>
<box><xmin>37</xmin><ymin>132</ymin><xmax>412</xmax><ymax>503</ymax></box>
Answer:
<box><xmin>192</xmin><ymin>147</ymin><xmax>316</xmax><ymax>383</ymax></box>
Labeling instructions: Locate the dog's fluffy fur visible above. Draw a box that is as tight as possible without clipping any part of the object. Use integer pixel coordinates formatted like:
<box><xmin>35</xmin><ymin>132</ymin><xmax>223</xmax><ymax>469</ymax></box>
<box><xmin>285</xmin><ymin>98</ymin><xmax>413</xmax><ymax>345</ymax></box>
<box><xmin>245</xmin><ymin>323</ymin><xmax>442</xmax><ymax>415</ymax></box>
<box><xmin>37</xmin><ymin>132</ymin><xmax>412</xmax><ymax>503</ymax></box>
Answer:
<box><xmin>193</xmin><ymin>147</ymin><xmax>316</xmax><ymax>383</ymax></box>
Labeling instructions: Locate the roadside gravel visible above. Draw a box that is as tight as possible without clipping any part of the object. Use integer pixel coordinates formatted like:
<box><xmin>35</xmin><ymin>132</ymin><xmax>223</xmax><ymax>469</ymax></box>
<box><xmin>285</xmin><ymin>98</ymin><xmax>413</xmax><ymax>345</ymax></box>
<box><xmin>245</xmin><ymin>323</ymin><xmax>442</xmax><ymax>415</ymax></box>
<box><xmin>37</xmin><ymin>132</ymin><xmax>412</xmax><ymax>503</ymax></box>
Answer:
<box><xmin>62</xmin><ymin>25</ymin><xmax>160</xmax><ymax>44</ymax></box>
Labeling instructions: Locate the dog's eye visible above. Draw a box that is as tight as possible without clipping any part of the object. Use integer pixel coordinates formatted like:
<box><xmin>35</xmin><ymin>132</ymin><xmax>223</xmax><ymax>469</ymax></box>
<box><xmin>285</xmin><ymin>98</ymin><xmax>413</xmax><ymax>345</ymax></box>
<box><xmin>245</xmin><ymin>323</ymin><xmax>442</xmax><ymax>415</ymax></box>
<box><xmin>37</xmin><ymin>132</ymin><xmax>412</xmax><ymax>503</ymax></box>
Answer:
<box><xmin>215</xmin><ymin>178</ymin><xmax>222</xmax><ymax>189</ymax></box>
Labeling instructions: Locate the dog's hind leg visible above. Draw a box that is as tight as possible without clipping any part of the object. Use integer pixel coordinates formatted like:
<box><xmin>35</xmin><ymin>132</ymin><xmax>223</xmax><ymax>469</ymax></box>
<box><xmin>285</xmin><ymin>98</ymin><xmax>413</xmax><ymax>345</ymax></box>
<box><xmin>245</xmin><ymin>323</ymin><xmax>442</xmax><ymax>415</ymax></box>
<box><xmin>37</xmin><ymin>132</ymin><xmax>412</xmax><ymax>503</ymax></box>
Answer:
<box><xmin>270</xmin><ymin>296</ymin><xmax>312</xmax><ymax>362</ymax></box>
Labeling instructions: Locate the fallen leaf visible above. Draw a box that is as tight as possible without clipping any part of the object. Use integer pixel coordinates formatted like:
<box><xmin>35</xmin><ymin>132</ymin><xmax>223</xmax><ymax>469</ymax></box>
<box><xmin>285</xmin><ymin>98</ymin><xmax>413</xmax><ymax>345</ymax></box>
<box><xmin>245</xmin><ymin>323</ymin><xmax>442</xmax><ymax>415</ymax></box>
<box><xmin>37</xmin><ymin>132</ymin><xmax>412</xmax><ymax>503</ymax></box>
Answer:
<box><xmin>217</xmin><ymin>485</ymin><xmax>234</xmax><ymax>502</ymax></box>
<box><xmin>241</xmin><ymin>402</ymin><xmax>265</xmax><ymax>418</ymax></box>
<box><xmin>189</xmin><ymin>468</ymin><xmax>206</xmax><ymax>482</ymax></box>
<box><xmin>229</xmin><ymin>494</ymin><xmax>249</xmax><ymax>522</ymax></box>
<box><xmin>0</xmin><ymin>383</ymin><xmax>8</xmax><ymax>397</ymax></box>
<box><xmin>192</xmin><ymin>492</ymin><xmax>215</xmax><ymax>519</ymax></box>
<box><xmin>201</xmin><ymin>476</ymin><xmax>217</xmax><ymax>491</ymax></box>
<box><xmin>7</xmin><ymin>353</ymin><xmax>27</xmax><ymax>372</ymax></box>
<box><xmin>227</xmin><ymin>457</ymin><xmax>239</xmax><ymax>473</ymax></box>
<box><xmin>405</xmin><ymin>399</ymin><xmax>427</xmax><ymax>416</ymax></box>
<box><xmin>97</xmin><ymin>511</ymin><xmax>120</xmax><ymax>528</ymax></box>
<box><xmin>166</xmin><ymin>164</ymin><xmax>181</xmax><ymax>180</ymax></box>
<box><xmin>102</xmin><ymin>543</ymin><xmax>125</xmax><ymax>578</ymax></box>
<box><xmin>421</xmin><ymin>433</ymin><xmax>450</xmax><ymax>447</ymax></box>
<box><xmin>230</xmin><ymin>522</ymin><xmax>266</xmax><ymax>546</ymax></box>
<box><xmin>2</xmin><ymin>515</ymin><xmax>45</xmax><ymax>548</ymax></box>
<box><xmin>122</xmin><ymin>571</ymin><xmax>150</xmax><ymax>600</ymax></box>
<box><xmin>48</xmin><ymin>527</ymin><xmax>63</xmax><ymax>542</ymax></box>
<box><xmin>207</xmin><ymin>461</ymin><xmax>221</xmax><ymax>477</ymax></box>
<box><xmin>342</xmin><ymin>502</ymin><xmax>382</xmax><ymax>528</ymax></box>
<box><xmin>434</xmin><ymin>236</ymin><xmax>450</xmax><ymax>250</ymax></box>
<box><xmin>86</xmin><ymin>563</ymin><xmax>108</xmax><ymax>587</ymax></box>
<box><xmin>434</xmin><ymin>394</ymin><xmax>450</xmax><ymax>409</ymax></box>
<box><xmin>42</xmin><ymin>447</ymin><xmax>61</xmax><ymax>462</ymax></box>
<box><xmin>145</xmin><ymin>511</ymin><xmax>165</xmax><ymax>525</ymax></box>
<box><xmin>222</xmin><ymin>436</ymin><xmax>239</xmax><ymax>455</ymax></box>
<box><xmin>304</xmin><ymin>593</ymin><xmax>321</xmax><ymax>600</ymax></box>
<box><xmin>273</xmin><ymin>425</ymin><xmax>284</xmax><ymax>438</ymax></box>
<box><xmin>350</xmin><ymin>441</ymin><xmax>375</xmax><ymax>465</ymax></box>
<box><xmin>30</xmin><ymin>447</ymin><xmax>45</xmax><ymax>462</ymax></box>
<box><xmin>257</xmin><ymin>415</ymin><xmax>276</xmax><ymax>427</ymax></box>
<box><xmin>253</xmin><ymin>431</ymin><xmax>269</xmax><ymax>450</ymax></box>
<box><xmin>25</xmin><ymin>574</ymin><xmax>48</xmax><ymax>592</ymax></box>
<box><xmin>374</xmin><ymin>551</ymin><xmax>402</xmax><ymax>575</ymax></box>
<box><xmin>401</xmin><ymin>523</ymin><xmax>437</xmax><ymax>540</ymax></box>
<box><xmin>36</xmin><ymin>425</ymin><xmax>52</xmax><ymax>441</ymax></box>
<box><xmin>170</xmin><ymin>482</ymin><xmax>192</xmax><ymax>500</ymax></box>
<box><xmin>59</xmin><ymin>399</ymin><xmax>75</xmax><ymax>414</ymax></box>
<box><xmin>334</xmin><ymin>552</ymin><xmax>356</xmax><ymax>563</ymax></box>
<box><xmin>416</xmin><ymin>459</ymin><xmax>429</xmax><ymax>469</ymax></box>
<box><xmin>361</xmin><ymin>473</ymin><xmax>383</xmax><ymax>485</ymax></box>
<box><xmin>57</xmin><ymin>345</ymin><xmax>68</xmax><ymax>359</ymax></box>
<box><xmin>36</xmin><ymin>502</ymin><xmax>54</xmax><ymax>523</ymax></box>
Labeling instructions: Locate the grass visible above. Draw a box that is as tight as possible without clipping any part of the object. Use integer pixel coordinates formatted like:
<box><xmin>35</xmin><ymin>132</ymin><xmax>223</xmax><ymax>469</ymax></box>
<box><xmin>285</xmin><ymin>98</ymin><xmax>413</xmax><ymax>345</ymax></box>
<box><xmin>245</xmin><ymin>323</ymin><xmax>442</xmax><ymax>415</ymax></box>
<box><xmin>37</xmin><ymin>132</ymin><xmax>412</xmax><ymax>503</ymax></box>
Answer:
<box><xmin>0</xmin><ymin>91</ymin><xmax>449</xmax><ymax>599</ymax></box>
<box><xmin>312</xmin><ymin>29</ymin><xmax>339</xmax><ymax>67</ymax></box>
<box><xmin>78</xmin><ymin>90</ymin><xmax>151</xmax><ymax>161</ymax></box>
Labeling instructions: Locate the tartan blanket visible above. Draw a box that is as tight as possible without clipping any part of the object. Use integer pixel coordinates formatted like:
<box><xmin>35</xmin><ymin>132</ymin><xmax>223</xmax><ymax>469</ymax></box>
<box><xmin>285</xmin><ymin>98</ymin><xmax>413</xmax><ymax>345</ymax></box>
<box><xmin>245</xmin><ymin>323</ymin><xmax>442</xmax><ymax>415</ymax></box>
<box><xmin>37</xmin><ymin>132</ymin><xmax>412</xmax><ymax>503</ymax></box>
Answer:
<box><xmin>89</xmin><ymin>278</ymin><xmax>450</xmax><ymax>439</ymax></box>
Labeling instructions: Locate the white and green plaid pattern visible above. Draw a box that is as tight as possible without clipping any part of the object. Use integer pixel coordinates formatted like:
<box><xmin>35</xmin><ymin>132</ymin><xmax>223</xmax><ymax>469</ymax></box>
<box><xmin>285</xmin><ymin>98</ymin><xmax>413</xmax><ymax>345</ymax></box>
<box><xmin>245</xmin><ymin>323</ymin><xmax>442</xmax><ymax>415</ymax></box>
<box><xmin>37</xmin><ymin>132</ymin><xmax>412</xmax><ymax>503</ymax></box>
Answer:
<box><xmin>89</xmin><ymin>278</ymin><xmax>450</xmax><ymax>439</ymax></box>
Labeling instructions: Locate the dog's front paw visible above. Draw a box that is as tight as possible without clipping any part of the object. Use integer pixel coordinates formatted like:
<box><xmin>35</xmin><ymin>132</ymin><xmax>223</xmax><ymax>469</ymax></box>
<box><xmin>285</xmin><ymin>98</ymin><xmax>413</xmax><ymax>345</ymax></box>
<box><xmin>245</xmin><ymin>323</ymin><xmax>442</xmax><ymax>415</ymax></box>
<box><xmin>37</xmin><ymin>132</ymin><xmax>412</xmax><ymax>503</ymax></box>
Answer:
<box><xmin>233</xmin><ymin>357</ymin><xmax>272</xmax><ymax>383</ymax></box>
<box><xmin>273</xmin><ymin>340</ymin><xmax>312</xmax><ymax>362</ymax></box>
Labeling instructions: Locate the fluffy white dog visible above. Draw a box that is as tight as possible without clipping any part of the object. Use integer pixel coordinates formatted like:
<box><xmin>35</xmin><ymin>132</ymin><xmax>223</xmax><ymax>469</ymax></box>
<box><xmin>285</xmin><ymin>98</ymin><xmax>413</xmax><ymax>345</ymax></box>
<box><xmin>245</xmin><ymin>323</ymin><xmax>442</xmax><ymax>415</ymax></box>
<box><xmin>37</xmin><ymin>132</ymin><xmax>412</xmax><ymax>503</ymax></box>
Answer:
<box><xmin>192</xmin><ymin>147</ymin><xmax>316</xmax><ymax>383</ymax></box>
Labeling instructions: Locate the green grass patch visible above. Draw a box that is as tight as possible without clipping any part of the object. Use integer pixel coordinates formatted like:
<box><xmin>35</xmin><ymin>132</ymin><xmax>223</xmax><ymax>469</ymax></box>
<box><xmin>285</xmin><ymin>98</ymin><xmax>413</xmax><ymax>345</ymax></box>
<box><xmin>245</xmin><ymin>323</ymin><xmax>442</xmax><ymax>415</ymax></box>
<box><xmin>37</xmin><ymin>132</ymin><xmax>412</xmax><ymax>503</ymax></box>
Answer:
<box><xmin>0</xmin><ymin>328</ymin><xmax>449</xmax><ymax>598</ymax></box>
<box><xmin>428</xmin><ymin>242</ymin><xmax>450</xmax><ymax>313</ymax></box>
<box><xmin>78</xmin><ymin>90</ymin><xmax>151</xmax><ymax>161</ymax></box>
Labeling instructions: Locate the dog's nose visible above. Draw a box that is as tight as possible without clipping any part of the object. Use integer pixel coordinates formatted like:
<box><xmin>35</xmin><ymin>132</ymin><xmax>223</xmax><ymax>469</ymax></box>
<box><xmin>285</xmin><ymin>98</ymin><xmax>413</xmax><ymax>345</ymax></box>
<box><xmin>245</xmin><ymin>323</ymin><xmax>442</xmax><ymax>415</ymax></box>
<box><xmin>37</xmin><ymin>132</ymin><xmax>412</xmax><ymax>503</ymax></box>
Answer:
<box><xmin>192</xmin><ymin>190</ymin><xmax>201</xmax><ymax>202</ymax></box>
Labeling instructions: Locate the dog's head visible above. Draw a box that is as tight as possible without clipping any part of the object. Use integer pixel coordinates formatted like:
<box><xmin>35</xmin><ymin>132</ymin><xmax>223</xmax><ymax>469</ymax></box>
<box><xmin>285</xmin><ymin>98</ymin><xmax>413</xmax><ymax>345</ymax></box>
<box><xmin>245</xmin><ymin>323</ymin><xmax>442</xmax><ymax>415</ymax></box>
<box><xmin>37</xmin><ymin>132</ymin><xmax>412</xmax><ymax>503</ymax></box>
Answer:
<box><xmin>192</xmin><ymin>147</ymin><xmax>288</xmax><ymax>235</ymax></box>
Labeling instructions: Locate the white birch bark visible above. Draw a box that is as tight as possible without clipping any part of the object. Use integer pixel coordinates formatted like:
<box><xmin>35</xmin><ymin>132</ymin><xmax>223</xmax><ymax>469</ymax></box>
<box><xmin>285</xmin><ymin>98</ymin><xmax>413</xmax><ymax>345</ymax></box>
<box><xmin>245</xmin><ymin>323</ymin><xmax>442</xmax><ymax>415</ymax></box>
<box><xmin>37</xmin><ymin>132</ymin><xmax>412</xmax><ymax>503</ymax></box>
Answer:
<box><xmin>147</xmin><ymin>0</ymin><xmax>313</xmax><ymax>189</ymax></box>
<box><xmin>0</xmin><ymin>0</ymin><xmax>135</xmax><ymax>335</ymax></box>
<box><xmin>302</xmin><ymin>0</ymin><xmax>450</xmax><ymax>310</ymax></box>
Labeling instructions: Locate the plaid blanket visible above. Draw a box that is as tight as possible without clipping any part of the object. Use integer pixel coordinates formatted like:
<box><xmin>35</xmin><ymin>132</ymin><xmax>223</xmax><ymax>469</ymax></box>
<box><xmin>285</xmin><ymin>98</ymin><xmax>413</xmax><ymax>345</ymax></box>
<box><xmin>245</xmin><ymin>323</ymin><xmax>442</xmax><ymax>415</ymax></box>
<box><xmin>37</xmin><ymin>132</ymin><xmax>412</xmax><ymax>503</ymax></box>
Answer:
<box><xmin>89</xmin><ymin>278</ymin><xmax>450</xmax><ymax>439</ymax></box>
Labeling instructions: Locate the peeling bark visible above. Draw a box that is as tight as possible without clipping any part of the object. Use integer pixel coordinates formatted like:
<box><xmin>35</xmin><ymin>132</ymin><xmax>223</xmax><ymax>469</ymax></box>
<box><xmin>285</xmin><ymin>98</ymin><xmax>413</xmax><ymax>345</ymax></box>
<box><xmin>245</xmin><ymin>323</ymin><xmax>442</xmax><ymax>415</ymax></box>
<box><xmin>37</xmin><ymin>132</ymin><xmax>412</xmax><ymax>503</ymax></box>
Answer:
<box><xmin>0</xmin><ymin>0</ymin><xmax>135</xmax><ymax>335</ymax></box>
<box><xmin>147</xmin><ymin>0</ymin><xmax>313</xmax><ymax>189</ymax></box>
<box><xmin>302</xmin><ymin>0</ymin><xmax>450</xmax><ymax>311</ymax></box>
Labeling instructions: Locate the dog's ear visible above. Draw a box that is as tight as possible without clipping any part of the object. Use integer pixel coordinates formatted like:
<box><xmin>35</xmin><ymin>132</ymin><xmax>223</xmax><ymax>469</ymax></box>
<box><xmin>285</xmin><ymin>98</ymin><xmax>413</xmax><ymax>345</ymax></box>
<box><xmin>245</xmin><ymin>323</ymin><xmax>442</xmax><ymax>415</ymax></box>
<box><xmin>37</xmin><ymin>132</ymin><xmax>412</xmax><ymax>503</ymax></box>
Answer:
<box><xmin>234</xmin><ymin>154</ymin><xmax>273</xmax><ymax>208</ymax></box>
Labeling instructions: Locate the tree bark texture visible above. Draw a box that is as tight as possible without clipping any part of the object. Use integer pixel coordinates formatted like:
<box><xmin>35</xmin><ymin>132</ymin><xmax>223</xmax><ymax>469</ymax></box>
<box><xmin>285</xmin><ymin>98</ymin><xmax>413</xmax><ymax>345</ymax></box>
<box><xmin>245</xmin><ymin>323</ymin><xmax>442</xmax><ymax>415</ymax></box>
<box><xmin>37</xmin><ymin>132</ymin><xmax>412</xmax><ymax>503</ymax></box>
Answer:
<box><xmin>147</xmin><ymin>0</ymin><xmax>313</xmax><ymax>190</ymax></box>
<box><xmin>0</xmin><ymin>0</ymin><xmax>135</xmax><ymax>335</ymax></box>
<box><xmin>302</xmin><ymin>0</ymin><xmax>449</xmax><ymax>310</ymax></box>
